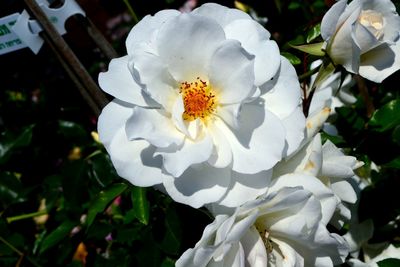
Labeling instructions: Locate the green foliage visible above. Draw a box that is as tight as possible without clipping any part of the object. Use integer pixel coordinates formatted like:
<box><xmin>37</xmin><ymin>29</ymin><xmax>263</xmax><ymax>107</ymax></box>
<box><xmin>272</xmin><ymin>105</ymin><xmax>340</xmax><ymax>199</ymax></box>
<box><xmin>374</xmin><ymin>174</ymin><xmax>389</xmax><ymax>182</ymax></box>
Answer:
<box><xmin>369</xmin><ymin>99</ymin><xmax>400</xmax><ymax>132</ymax></box>
<box><xmin>378</xmin><ymin>258</ymin><xmax>400</xmax><ymax>267</ymax></box>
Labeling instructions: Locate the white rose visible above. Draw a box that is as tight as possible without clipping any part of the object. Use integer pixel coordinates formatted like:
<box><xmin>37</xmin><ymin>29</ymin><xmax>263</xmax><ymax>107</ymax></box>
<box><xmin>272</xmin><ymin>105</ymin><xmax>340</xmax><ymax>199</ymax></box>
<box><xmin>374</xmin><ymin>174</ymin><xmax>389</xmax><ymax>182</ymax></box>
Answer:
<box><xmin>321</xmin><ymin>0</ymin><xmax>400</xmax><ymax>82</ymax></box>
<box><xmin>97</xmin><ymin>3</ymin><xmax>305</xmax><ymax>208</ymax></box>
<box><xmin>177</xmin><ymin>187</ymin><xmax>349</xmax><ymax>267</ymax></box>
<box><xmin>273</xmin><ymin>133</ymin><xmax>363</xmax><ymax>228</ymax></box>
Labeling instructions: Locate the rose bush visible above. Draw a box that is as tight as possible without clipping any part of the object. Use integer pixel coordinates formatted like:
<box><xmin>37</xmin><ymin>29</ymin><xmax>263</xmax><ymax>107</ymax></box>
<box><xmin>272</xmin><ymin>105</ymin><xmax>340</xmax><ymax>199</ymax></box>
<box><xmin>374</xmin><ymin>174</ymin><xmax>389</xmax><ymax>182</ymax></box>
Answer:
<box><xmin>321</xmin><ymin>0</ymin><xmax>400</xmax><ymax>82</ymax></box>
<box><xmin>97</xmin><ymin>3</ymin><xmax>305</xmax><ymax>208</ymax></box>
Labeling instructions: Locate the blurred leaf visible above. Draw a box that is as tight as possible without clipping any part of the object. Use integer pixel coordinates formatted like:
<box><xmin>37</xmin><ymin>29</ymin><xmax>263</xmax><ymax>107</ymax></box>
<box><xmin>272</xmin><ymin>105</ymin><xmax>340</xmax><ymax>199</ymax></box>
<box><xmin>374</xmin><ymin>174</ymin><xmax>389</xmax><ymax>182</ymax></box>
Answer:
<box><xmin>160</xmin><ymin>207</ymin><xmax>182</xmax><ymax>255</ymax></box>
<box><xmin>131</xmin><ymin>186</ymin><xmax>150</xmax><ymax>225</ymax></box>
<box><xmin>377</xmin><ymin>258</ymin><xmax>400</xmax><ymax>267</ymax></box>
<box><xmin>115</xmin><ymin>226</ymin><xmax>141</xmax><ymax>244</ymax></box>
<box><xmin>290</xmin><ymin>42</ymin><xmax>325</xmax><ymax>56</ymax></box>
<box><xmin>369</xmin><ymin>99</ymin><xmax>400</xmax><ymax>132</ymax></box>
<box><xmin>88</xmin><ymin>153</ymin><xmax>116</xmax><ymax>187</ymax></box>
<box><xmin>86</xmin><ymin>183</ymin><xmax>128</xmax><ymax>229</ymax></box>
<box><xmin>234</xmin><ymin>1</ymin><xmax>249</xmax><ymax>12</ymax></box>
<box><xmin>0</xmin><ymin>124</ymin><xmax>34</xmax><ymax>164</ymax></box>
<box><xmin>39</xmin><ymin>220</ymin><xmax>76</xmax><ymax>254</ymax></box>
<box><xmin>288</xmin><ymin>2</ymin><xmax>301</xmax><ymax>10</ymax></box>
<box><xmin>281</xmin><ymin>52</ymin><xmax>301</xmax><ymax>65</ymax></box>
<box><xmin>0</xmin><ymin>172</ymin><xmax>27</xmax><ymax>207</ymax></box>
<box><xmin>274</xmin><ymin>0</ymin><xmax>282</xmax><ymax>13</ymax></box>
<box><xmin>62</xmin><ymin>160</ymin><xmax>87</xmax><ymax>210</ymax></box>
<box><xmin>392</xmin><ymin>125</ymin><xmax>400</xmax><ymax>145</ymax></box>
<box><xmin>321</xmin><ymin>132</ymin><xmax>345</xmax><ymax>146</ymax></box>
<box><xmin>311</xmin><ymin>59</ymin><xmax>336</xmax><ymax>90</ymax></box>
<box><xmin>384</xmin><ymin>157</ymin><xmax>400</xmax><ymax>169</ymax></box>
<box><xmin>306</xmin><ymin>24</ymin><xmax>321</xmax><ymax>43</ymax></box>
<box><xmin>161</xmin><ymin>257</ymin><xmax>175</xmax><ymax>267</ymax></box>
<box><xmin>58</xmin><ymin>120</ymin><xmax>88</xmax><ymax>141</ymax></box>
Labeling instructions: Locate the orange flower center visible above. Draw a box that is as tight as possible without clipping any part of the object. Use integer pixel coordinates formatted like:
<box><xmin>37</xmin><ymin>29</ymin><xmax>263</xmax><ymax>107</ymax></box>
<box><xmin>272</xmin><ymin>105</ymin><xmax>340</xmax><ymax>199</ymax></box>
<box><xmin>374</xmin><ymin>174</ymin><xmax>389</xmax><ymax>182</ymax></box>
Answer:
<box><xmin>180</xmin><ymin>78</ymin><xmax>216</xmax><ymax>121</ymax></box>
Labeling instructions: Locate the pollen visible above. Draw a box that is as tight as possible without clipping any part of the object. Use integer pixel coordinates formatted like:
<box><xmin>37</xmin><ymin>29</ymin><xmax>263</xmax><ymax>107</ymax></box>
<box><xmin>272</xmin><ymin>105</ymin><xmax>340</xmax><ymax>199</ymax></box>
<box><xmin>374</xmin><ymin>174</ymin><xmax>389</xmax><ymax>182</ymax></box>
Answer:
<box><xmin>179</xmin><ymin>77</ymin><xmax>217</xmax><ymax>121</ymax></box>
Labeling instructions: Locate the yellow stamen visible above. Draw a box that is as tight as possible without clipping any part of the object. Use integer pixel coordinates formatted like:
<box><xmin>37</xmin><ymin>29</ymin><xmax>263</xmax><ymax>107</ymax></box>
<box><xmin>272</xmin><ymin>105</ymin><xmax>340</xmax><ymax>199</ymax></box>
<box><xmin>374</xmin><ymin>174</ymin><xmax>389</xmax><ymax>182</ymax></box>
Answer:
<box><xmin>179</xmin><ymin>77</ymin><xmax>217</xmax><ymax>121</ymax></box>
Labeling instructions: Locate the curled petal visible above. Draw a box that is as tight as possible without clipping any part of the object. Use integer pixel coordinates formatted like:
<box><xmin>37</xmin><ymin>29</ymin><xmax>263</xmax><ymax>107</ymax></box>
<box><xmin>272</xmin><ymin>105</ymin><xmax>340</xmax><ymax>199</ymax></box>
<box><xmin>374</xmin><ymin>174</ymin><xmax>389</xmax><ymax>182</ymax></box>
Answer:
<box><xmin>162</xmin><ymin>164</ymin><xmax>231</xmax><ymax>208</ymax></box>
<box><xmin>98</xmin><ymin>101</ymin><xmax>165</xmax><ymax>186</ymax></box>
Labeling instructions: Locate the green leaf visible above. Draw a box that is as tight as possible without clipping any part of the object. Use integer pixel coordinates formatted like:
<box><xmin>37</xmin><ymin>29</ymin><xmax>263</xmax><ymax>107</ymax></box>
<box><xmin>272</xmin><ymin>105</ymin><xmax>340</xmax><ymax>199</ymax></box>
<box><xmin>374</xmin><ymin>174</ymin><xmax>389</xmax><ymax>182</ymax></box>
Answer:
<box><xmin>281</xmin><ymin>52</ymin><xmax>301</xmax><ymax>65</ymax></box>
<box><xmin>0</xmin><ymin>125</ymin><xmax>34</xmax><ymax>164</ymax></box>
<box><xmin>288</xmin><ymin>2</ymin><xmax>301</xmax><ymax>10</ymax></box>
<box><xmin>392</xmin><ymin>125</ymin><xmax>400</xmax><ymax>145</ymax></box>
<box><xmin>0</xmin><ymin>172</ymin><xmax>27</xmax><ymax>207</ymax></box>
<box><xmin>161</xmin><ymin>257</ymin><xmax>175</xmax><ymax>267</ymax></box>
<box><xmin>306</xmin><ymin>24</ymin><xmax>321</xmax><ymax>43</ymax></box>
<box><xmin>310</xmin><ymin>59</ymin><xmax>336</xmax><ymax>90</ymax></box>
<box><xmin>86</xmin><ymin>183</ymin><xmax>128</xmax><ymax>229</ymax></box>
<box><xmin>130</xmin><ymin>186</ymin><xmax>150</xmax><ymax>225</ymax></box>
<box><xmin>160</xmin><ymin>207</ymin><xmax>182</xmax><ymax>255</ymax></box>
<box><xmin>384</xmin><ymin>157</ymin><xmax>400</xmax><ymax>169</ymax></box>
<box><xmin>57</xmin><ymin>120</ymin><xmax>88</xmax><ymax>142</ymax></box>
<box><xmin>369</xmin><ymin>99</ymin><xmax>400</xmax><ymax>132</ymax></box>
<box><xmin>290</xmin><ymin>42</ymin><xmax>325</xmax><ymax>56</ymax></box>
<box><xmin>88</xmin><ymin>153</ymin><xmax>117</xmax><ymax>187</ymax></box>
<box><xmin>39</xmin><ymin>220</ymin><xmax>76</xmax><ymax>254</ymax></box>
<box><xmin>377</xmin><ymin>258</ymin><xmax>400</xmax><ymax>267</ymax></box>
<box><xmin>61</xmin><ymin>160</ymin><xmax>87</xmax><ymax>210</ymax></box>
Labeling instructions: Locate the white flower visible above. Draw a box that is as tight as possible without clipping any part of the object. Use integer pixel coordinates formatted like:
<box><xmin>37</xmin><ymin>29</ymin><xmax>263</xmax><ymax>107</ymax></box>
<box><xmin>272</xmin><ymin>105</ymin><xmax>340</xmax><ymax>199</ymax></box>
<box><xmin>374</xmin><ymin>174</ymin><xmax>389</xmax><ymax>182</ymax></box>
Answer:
<box><xmin>321</xmin><ymin>0</ymin><xmax>400</xmax><ymax>82</ymax></box>
<box><xmin>97</xmin><ymin>3</ymin><xmax>305</xmax><ymax>208</ymax></box>
<box><xmin>273</xmin><ymin>134</ymin><xmax>363</xmax><ymax>228</ymax></box>
<box><xmin>176</xmin><ymin>187</ymin><xmax>349</xmax><ymax>267</ymax></box>
<box><xmin>308</xmin><ymin>60</ymin><xmax>356</xmax><ymax>117</ymax></box>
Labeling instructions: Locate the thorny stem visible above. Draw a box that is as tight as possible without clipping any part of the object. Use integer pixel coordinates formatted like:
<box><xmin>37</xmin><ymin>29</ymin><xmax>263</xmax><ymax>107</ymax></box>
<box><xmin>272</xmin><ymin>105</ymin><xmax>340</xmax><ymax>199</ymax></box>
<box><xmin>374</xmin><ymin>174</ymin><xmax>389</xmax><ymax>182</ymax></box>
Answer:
<box><xmin>123</xmin><ymin>0</ymin><xmax>139</xmax><ymax>24</ymax></box>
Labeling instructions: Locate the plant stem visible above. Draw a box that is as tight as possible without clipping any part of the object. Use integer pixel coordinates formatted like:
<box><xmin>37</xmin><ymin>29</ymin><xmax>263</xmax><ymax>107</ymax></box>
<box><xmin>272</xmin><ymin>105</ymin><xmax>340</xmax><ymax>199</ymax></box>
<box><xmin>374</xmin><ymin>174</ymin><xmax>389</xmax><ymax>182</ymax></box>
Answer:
<box><xmin>0</xmin><ymin>236</ymin><xmax>42</xmax><ymax>267</ymax></box>
<box><xmin>6</xmin><ymin>210</ymin><xmax>48</xmax><ymax>223</ymax></box>
<box><xmin>123</xmin><ymin>0</ymin><xmax>139</xmax><ymax>24</ymax></box>
<box><xmin>298</xmin><ymin>66</ymin><xmax>319</xmax><ymax>81</ymax></box>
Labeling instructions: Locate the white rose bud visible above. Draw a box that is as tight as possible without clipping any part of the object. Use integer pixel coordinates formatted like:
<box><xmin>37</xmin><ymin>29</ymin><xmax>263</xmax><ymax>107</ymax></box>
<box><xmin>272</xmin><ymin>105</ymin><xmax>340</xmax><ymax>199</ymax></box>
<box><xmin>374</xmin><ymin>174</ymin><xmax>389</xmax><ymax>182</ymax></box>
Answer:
<box><xmin>321</xmin><ymin>0</ymin><xmax>400</xmax><ymax>82</ymax></box>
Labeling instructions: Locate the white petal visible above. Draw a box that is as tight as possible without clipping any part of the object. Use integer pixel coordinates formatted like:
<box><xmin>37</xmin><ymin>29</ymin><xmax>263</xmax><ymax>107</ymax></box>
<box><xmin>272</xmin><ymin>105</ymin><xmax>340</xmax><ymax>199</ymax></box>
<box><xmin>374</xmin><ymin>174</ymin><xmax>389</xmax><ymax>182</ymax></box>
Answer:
<box><xmin>331</xmin><ymin>180</ymin><xmax>357</xmax><ymax>203</ymax></box>
<box><xmin>208</xmin><ymin>122</ymin><xmax>233</xmax><ymax>168</ymax></box>
<box><xmin>261</xmin><ymin>57</ymin><xmax>302</xmax><ymax>119</ymax></box>
<box><xmin>157</xmin><ymin>133</ymin><xmax>214</xmax><ymax>177</ymax></box>
<box><xmin>269</xmin><ymin>174</ymin><xmax>337</xmax><ymax>226</ymax></box>
<box><xmin>216</xmin><ymin>103</ymin><xmax>241</xmax><ymax>130</ymax></box>
<box><xmin>125</xmin><ymin>107</ymin><xmax>184</xmax><ymax>147</ymax></box>
<box><xmin>273</xmin><ymin>134</ymin><xmax>322</xmax><ymax>179</ymax></box>
<box><xmin>359</xmin><ymin>42</ymin><xmax>400</xmax><ymax>83</ymax></box>
<box><xmin>217</xmin><ymin>103</ymin><xmax>286</xmax><ymax>174</ymax></box>
<box><xmin>217</xmin><ymin>170</ymin><xmax>272</xmax><ymax>208</ymax></box>
<box><xmin>171</xmin><ymin>97</ymin><xmax>191</xmax><ymax>137</ymax></box>
<box><xmin>327</xmin><ymin>7</ymin><xmax>362</xmax><ymax>73</ymax></box>
<box><xmin>226</xmin><ymin>211</ymin><xmax>259</xmax><ymax>243</ymax></box>
<box><xmin>281</xmin><ymin>105</ymin><xmax>306</xmax><ymax>157</ymax></box>
<box><xmin>193</xmin><ymin>3</ymin><xmax>251</xmax><ymax>28</ymax></box>
<box><xmin>271</xmin><ymin>239</ymin><xmax>303</xmax><ymax>267</ymax></box>
<box><xmin>125</xmin><ymin>10</ymin><xmax>180</xmax><ymax>52</ymax></box>
<box><xmin>130</xmin><ymin>43</ymin><xmax>178</xmax><ymax>110</ymax></box>
<box><xmin>162</xmin><ymin>163</ymin><xmax>231</xmax><ymax>208</ymax></box>
<box><xmin>241</xmin><ymin>227</ymin><xmax>268</xmax><ymax>267</ymax></box>
<box><xmin>305</xmin><ymin>107</ymin><xmax>331</xmax><ymax>139</ymax></box>
<box><xmin>209</xmin><ymin>39</ymin><xmax>255</xmax><ymax>104</ymax></box>
<box><xmin>353</xmin><ymin>23</ymin><xmax>380</xmax><ymax>54</ymax></box>
<box><xmin>321</xmin><ymin>0</ymin><xmax>348</xmax><ymax>40</ymax></box>
<box><xmin>224</xmin><ymin>19</ymin><xmax>280</xmax><ymax>86</ymax></box>
<box><xmin>98</xmin><ymin>56</ymin><xmax>153</xmax><ymax>107</ymax></box>
<box><xmin>98</xmin><ymin>100</ymin><xmax>165</xmax><ymax>186</ymax></box>
<box><xmin>156</xmin><ymin>13</ymin><xmax>226</xmax><ymax>82</ymax></box>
